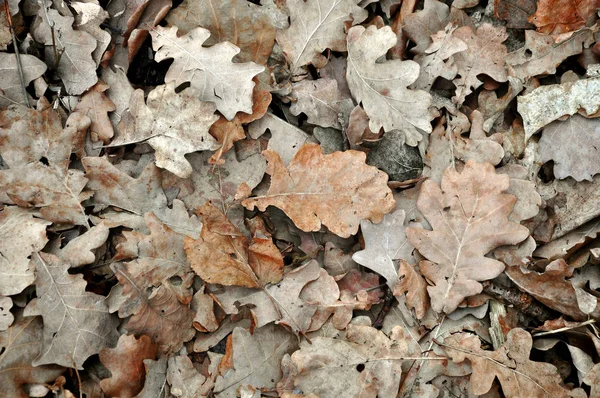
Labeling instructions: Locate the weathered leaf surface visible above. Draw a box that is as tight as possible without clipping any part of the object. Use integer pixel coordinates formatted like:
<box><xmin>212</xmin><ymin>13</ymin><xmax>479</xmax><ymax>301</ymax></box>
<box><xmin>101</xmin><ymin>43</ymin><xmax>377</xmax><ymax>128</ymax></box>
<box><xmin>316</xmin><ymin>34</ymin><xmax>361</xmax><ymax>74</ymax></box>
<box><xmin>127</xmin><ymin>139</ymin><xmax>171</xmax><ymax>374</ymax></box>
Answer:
<box><xmin>150</xmin><ymin>26</ymin><xmax>264</xmax><ymax>120</ymax></box>
<box><xmin>290</xmin><ymin>78</ymin><xmax>354</xmax><ymax>129</ymax></box>
<box><xmin>444</xmin><ymin>328</ymin><xmax>570</xmax><ymax>397</ymax></box>
<box><xmin>0</xmin><ymin>53</ymin><xmax>47</xmax><ymax>106</ymax></box>
<box><xmin>111</xmin><ymin>83</ymin><xmax>220</xmax><ymax>178</ymax></box>
<box><xmin>24</xmin><ymin>252</ymin><xmax>120</xmax><ymax>369</ymax></box>
<box><xmin>539</xmin><ymin>114</ymin><xmax>600</xmax><ymax>181</ymax></box>
<box><xmin>277</xmin><ymin>0</ymin><xmax>367</xmax><ymax>74</ymax></box>
<box><xmin>406</xmin><ymin>161</ymin><xmax>530</xmax><ymax>313</ymax></box>
<box><xmin>243</xmin><ymin>143</ymin><xmax>395</xmax><ymax>238</ymax></box>
<box><xmin>403</xmin><ymin>0</ymin><xmax>451</xmax><ymax>56</ymax></box>
<box><xmin>528</xmin><ymin>0</ymin><xmax>600</xmax><ymax>34</ymax></box>
<box><xmin>74</xmin><ymin>81</ymin><xmax>116</xmax><ymax>143</ymax></box>
<box><xmin>394</xmin><ymin>260</ymin><xmax>430</xmax><ymax>320</ymax></box>
<box><xmin>346</xmin><ymin>25</ymin><xmax>432</xmax><ymax>145</ymax></box>
<box><xmin>0</xmin><ymin>314</ymin><xmax>65</xmax><ymax>398</ymax></box>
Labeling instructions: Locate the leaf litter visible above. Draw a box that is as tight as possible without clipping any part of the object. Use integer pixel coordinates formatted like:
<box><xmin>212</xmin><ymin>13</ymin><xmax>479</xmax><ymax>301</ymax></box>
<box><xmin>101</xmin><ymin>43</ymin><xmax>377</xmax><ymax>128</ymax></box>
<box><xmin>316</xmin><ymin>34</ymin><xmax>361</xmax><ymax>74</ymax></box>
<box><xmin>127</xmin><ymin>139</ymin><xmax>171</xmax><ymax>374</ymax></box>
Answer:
<box><xmin>2</xmin><ymin>0</ymin><xmax>600</xmax><ymax>397</ymax></box>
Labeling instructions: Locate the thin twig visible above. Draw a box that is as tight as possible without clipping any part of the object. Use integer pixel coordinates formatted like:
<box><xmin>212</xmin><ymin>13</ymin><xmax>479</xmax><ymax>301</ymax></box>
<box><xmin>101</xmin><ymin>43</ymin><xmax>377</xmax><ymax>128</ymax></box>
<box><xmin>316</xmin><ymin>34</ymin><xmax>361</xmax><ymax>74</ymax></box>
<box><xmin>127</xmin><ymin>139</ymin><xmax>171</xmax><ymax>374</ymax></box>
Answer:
<box><xmin>4</xmin><ymin>0</ymin><xmax>29</xmax><ymax>107</ymax></box>
<box><xmin>532</xmin><ymin>319</ymin><xmax>596</xmax><ymax>337</ymax></box>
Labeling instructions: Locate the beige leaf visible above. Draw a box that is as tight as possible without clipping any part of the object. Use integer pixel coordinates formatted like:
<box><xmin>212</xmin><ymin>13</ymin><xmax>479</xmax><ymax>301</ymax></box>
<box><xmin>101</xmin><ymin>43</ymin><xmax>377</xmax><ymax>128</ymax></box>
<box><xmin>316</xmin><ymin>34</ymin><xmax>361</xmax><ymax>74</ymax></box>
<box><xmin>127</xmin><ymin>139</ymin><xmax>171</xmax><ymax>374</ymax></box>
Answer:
<box><xmin>346</xmin><ymin>25</ymin><xmax>432</xmax><ymax>146</ymax></box>
<box><xmin>214</xmin><ymin>325</ymin><xmax>297</xmax><ymax>397</ymax></box>
<box><xmin>277</xmin><ymin>0</ymin><xmax>367</xmax><ymax>74</ymax></box>
<box><xmin>406</xmin><ymin>161</ymin><xmax>530</xmax><ymax>313</ymax></box>
<box><xmin>32</xmin><ymin>8</ymin><xmax>98</xmax><ymax>95</ymax></box>
<box><xmin>539</xmin><ymin>114</ymin><xmax>600</xmax><ymax>181</ymax></box>
<box><xmin>168</xmin><ymin>353</ymin><xmax>218</xmax><ymax>398</ymax></box>
<box><xmin>451</xmin><ymin>23</ymin><xmax>508</xmax><ymax>104</ymax></box>
<box><xmin>0</xmin><ymin>53</ymin><xmax>47</xmax><ymax>106</ymax></box>
<box><xmin>24</xmin><ymin>252</ymin><xmax>120</xmax><ymax>369</ymax></box>
<box><xmin>0</xmin><ymin>206</ymin><xmax>49</xmax><ymax>296</ymax></box>
<box><xmin>74</xmin><ymin>81</ymin><xmax>116</xmax><ymax>143</ymax></box>
<box><xmin>518</xmin><ymin>77</ymin><xmax>600</xmax><ymax>142</ymax></box>
<box><xmin>443</xmin><ymin>328</ymin><xmax>570</xmax><ymax>397</ymax></box>
<box><xmin>150</xmin><ymin>26</ymin><xmax>264</xmax><ymax>120</ymax></box>
<box><xmin>0</xmin><ymin>313</ymin><xmax>65</xmax><ymax>398</ymax></box>
<box><xmin>403</xmin><ymin>0</ymin><xmax>451</xmax><ymax>56</ymax></box>
<box><xmin>242</xmin><ymin>143</ymin><xmax>395</xmax><ymax>238</ymax></box>
<box><xmin>395</xmin><ymin>260</ymin><xmax>430</xmax><ymax>320</ymax></box>
<box><xmin>290</xmin><ymin>78</ymin><xmax>354</xmax><ymax>129</ymax></box>
<box><xmin>111</xmin><ymin>83</ymin><xmax>220</xmax><ymax>178</ymax></box>
<box><xmin>0</xmin><ymin>296</ymin><xmax>13</xmax><ymax>331</ymax></box>
<box><xmin>135</xmin><ymin>357</ymin><xmax>168</xmax><ymax>398</ymax></box>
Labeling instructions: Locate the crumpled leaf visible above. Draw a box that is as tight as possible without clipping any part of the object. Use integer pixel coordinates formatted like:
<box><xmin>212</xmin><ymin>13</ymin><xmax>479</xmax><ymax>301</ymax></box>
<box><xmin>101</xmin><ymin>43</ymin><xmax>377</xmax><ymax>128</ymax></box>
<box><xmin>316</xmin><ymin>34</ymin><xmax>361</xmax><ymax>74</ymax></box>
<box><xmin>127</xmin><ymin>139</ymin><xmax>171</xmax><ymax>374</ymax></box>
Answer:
<box><xmin>505</xmin><ymin>259</ymin><xmax>600</xmax><ymax>320</ymax></box>
<box><xmin>277</xmin><ymin>0</ymin><xmax>367</xmax><ymax>74</ymax></box>
<box><xmin>242</xmin><ymin>143</ymin><xmax>395</xmax><ymax>238</ymax></box>
<box><xmin>406</xmin><ymin>161</ymin><xmax>530</xmax><ymax>313</ymax></box>
<box><xmin>32</xmin><ymin>8</ymin><xmax>98</xmax><ymax>95</ymax></box>
<box><xmin>0</xmin><ymin>52</ymin><xmax>47</xmax><ymax>106</ymax></box>
<box><xmin>23</xmin><ymin>252</ymin><xmax>120</xmax><ymax>369</ymax></box>
<box><xmin>165</xmin><ymin>0</ymin><xmax>284</xmax><ymax>66</ymax></box>
<box><xmin>352</xmin><ymin>209</ymin><xmax>413</xmax><ymax>288</ymax></box>
<box><xmin>346</xmin><ymin>25</ymin><xmax>432</xmax><ymax>146</ymax></box>
<box><xmin>184</xmin><ymin>203</ymin><xmax>283</xmax><ymax>288</ymax></box>
<box><xmin>518</xmin><ymin>77</ymin><xmax>600</xmax><ymax>142</ymax></box>
<box><xmin>0</xmin><ymin>313</ymin><xmax>65</xmax><ymax>398</ymax></box>
<box><xmin>290</xmin><ymin>324</ymin><xmax>422</xmax><ymax>398</ymax></box>
<box><xmin>111</xmin><ymin>83</ymin><xmax>220</xmax><ymax>178</ymax></box>
<box><xmin>507</xmin><ymin>28</ymin><xmax>595</xmax><ymax>81</ymax></box>
<box><xmin>529</xmin><ymin>0</ymin><xmax>600</xmax><ymax>34</ymax></box>
<box><xmin>150</xmin><ymin>26</ymin><xmax>264</xmax><ymax>120</ymax></box>
<box><xmin>0</xmin><ymin>206</ymin><xmax>49</xmax><ymax>296</ymax></box>
<box><xmin>539</xmin><ymin>114</ymin><xmax>600</xmax><ymax>181</ymax></box>
<box><xmin>99</xmin><ymin>334</ymin><xmax>158</xmax><ymax>397</ymax></box>
<box><xmin>212</xmin><ymin>260</ymin><xmax>322</xmax><ymax>335</ymax></box>
<box><xmin>290</xmin><ymin>78</ymin><xmax>354</xmax><ymax>129</ymax></box>
<box><xmin>443</xmin><ymin>328</ymin><xmax>570</xmax><ymax>397</ymax></box>
<box><xmin>74</xmin><ymin>81</ymin><xmax>116</xmax><ymax>143</ymax></box>
<box><xmin>451</xmin><ymin>23</ymin><xmax>508</xmax><ymax>104</ymax></box>
<box><xmin>0</xmin><ymin>105</ymin><xmax>91</xmax><ymax>226</ymax></box>
<box><xmin>112</xmin><ymin>264</ymin><xmax>195</xmax><ymax>354</ymax></box>
<box><xmin>213</xmin><ymin>325</ymin><xmax>297</xmax><ymax>397</ymax></box>
<box><xmin>412</xmin><ymin>23</ymin><xmax>467</xmax><ymax>91</ymax></box>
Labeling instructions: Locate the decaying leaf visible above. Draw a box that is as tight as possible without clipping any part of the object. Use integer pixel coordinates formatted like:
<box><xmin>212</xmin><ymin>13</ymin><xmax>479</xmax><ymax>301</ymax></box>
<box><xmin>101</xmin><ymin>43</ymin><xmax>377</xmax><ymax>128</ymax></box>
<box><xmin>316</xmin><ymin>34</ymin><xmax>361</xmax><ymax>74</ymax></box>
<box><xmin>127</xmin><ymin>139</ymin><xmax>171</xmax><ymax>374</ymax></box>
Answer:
<box><xmin>403</xmin><ymin>0</ymin><xmax>452</xmax><ymax>57</ymax></box>
<box><xmin>518</xmin><ymin>77</ymin><xmax>600</xmax><ymax>142</ymax></box>
<box><xmin>184</xmin><ymin>203</ymin><xmax>283</xmax><ymax>288</ymax></box>
<box><xmin>167</xmin><ymin>353</ymin><xmax>220</xmax><ymax>397</ymax></box>
<box><xmin>0</xmin><ymin>52</ymin><xmax>47</xmax><ymax>106</ymax></box>
<box><xmin>242</xmin><ymin>143</ymin><xmax>395</xmax><ymax>238</ymax></box>
<box><xmin>346</xmin><ymin>25</ymin><xmax>432</xmax><ymax>146</ymax></box>
<box><xmin>277</xmin><ymin>0</ymin><xmax>367</xmax><ymax>74</ymax></box>
<box><xmin>111</xmin><ymin>83</ymin><xmax>220</xmax><ymax>178</ymax></box>
<box><xmin>528</xmin><ymin>0</ymin><xmax>600</xmax><ymax>34</ymax></box>
<box><xmin>394</xmin><ymin>260</ymin><xmax>430</xmax><ymax>320</ymax></box>
<box><xmin>290</xmin><ymin>78</ymin><xmax>354</xmax><ymax>129</ymax></box>
<box><xmin>494</xmin><ymin>0</ymin><xmax>536</xmax><ymax>28</ymax></box>
<box><xmin>150</xmin><ymin>26</ymin><xmax>264</xmax><ymax>120</ymax></box>
<box><xmin>539</xmin><ymin>114</ymin><xmax>600</xmax><ymax>181</ymax></box>
<box><xmin>0</xmin><ymin>314</ymin><xmax>65</xmax><ymax>398</ymax></box>
<box><xmin>443</xmin><ymin>328</ymin><xmax>570</xmax><ymax>397</ymax></box>
<box><xmin>407</xmin><ymin>161</ymin><xmax>530</xmax><ymax>313</ymax></box>
<box><xmin>451</xmin><ymin>23</ymin><xmax>508</xmax><ymax>104</ymax></box>
<box><xmin>74</xmin><ymin>81</ymin><xmax>116</xmax><ymax>143</ymax></box>
<box><xmin>24</xmin><ymin>252</ymin><xmax>120</xmax><ymax>369</ymax></box>
<box><xmin>99</xmin><ymin>334</ymin><xmax>158</xmax><ymax>397</ymax></box>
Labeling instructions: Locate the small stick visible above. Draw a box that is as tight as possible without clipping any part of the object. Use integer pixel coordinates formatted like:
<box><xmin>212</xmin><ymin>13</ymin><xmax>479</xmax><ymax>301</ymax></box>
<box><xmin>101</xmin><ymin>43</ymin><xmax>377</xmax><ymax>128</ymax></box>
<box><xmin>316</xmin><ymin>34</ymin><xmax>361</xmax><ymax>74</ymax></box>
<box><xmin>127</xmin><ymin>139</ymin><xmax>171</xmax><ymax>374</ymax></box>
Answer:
<box><xmin>4</xmin><ymin>0</ymin><xmax>30</xmax><ymax>107</ymax></box>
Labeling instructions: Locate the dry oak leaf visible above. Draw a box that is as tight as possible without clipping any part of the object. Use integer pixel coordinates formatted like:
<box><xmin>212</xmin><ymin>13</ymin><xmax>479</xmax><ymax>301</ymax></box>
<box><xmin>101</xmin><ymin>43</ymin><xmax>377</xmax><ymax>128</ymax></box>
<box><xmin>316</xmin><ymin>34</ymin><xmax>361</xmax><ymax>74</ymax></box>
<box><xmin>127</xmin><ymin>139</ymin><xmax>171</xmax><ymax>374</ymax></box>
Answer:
<box><xmin>290</xmin><ymin>324</ymin><xmax>422</xmax><ymax>398</ymax></box>
<box><xmin>74</xmin><ymin>81</ymin><xmax>116</xmax><ymax>143</ymax></box>
<box><xmin>539</xmin><ymin>115</ymin><xmax>600</xmax><ymax>181</ymax></box>
<box><xmin>403</xmin><ymin>0</ymin><xmax>452</xmax><ymax>56</ymax></box>
<box><xmin>443</xmin><ymin>328</ymin><xmax>570</xmax><ymax>397</ymax></box>
<box><xmin>352</xmin><ymin>209</ymin><xmax>413</xmax><ymax>289</ymax></box>
<box><xmin>276</xmin><ymin>0</ymin><xmax>367</xmax><ymax>75</ymax></box>
<box><xmin>0</xmin><ymin>296</ymin><xmax>13</xmax><ymax>331</ymax></box>
<box><xmin>32</xmin><ymin>8</ymin><xmax>98</xmax><ymax>95</ymax></box>
<box><xmin>150</xmin><ymin>26</ymin><xmax>264</xmax><ymax>120</ymax></box>
<box><xmin>99</xmin><ymin>334</ymin><xmax>158</xmax><ymax>398</ymax></box>
<box><xmin>0</xmin><ymin>105</ymin><xmax>91</xmax><ymax>226</ymax></box>
<box><xmin>406</xmin><ymin>161</ymin><xmax>530</xmax><ymax>314</ymax></box>
<box><xmin>394</xmin><ymin>260</ymin><xmax>430</xmax><ymax>320</ymax></box>
<box><xmin>111</xmin><ymin>83</ymin><xmax>220</xmax><ymax>178</ymax></box>
<box><xmin>112</xmin><ymin>264</ymin><xmax>195</xmax><ymax>355</ymax></box>
<box><xmin>242</xmin><ymin>143</ymin><xmax>395</xmax><ymax>238</ymax></box>
<box><xmin>451</xmin><ymin>23</ymin><xmax>508</xmax><ymax>105</ymax></box>
<box><xmin>0</xmin><ymin>314</ymin><xmax>65</xmax><ymax>398</ymax></box>
<box><xmin>346</xmin><ymin>25</ymin><xmax>433</xmax><ymax>146</ymax></box>
<box><xmin>494</xmin><ymin>0</ymin><xmax>536</xmax><ymax>28</ymax></box>
<box><xmin>23</xmin><ymin>252</ymin><xmax>120</xmax><ymax>369</ymax></box>
<box><xmin>167</xmin><ymin>352</ymin><xmax>221</xmax><ymax>398</ymax></box>
<box><xmin>184</xmin><ymin>203</ymin><xmax>283</xmax><ymax>288</ymax></box>
<box><xmin>211</xmin><ymin>260</ymin><xmax>321</xmax><ymax>336</ymax></box>
<box><xmin>135</xmin><ymin>357</ymin><xmax>168</xmax><ymax>398</ymax></box>
<box><xmin>213</xmin><ymin>325</ymin><xmax>297</xmax><ymax>397</ymax></box>
<box><xmin>529</xmin><ymin>0</ymin><xmax>600</xmax><ymax>35</ymax></box>
<box><xmin>0</xmin><ymin>206</ymin><xmax>49</xmax><ymax>296</ymax></box>
<box><xmin>165</xmin><ymin>0</ymin><xmax>284</xmax><ymax>66</ymax></box>
<box><xmin>583</xmin><ymin>363</ymin><xmax>600</xmax><ymax>398</ymax></box>
<box><xmin>0</xmin><ymin>52</ymin><xmax>47</xmax><ymax>107</ymax></box>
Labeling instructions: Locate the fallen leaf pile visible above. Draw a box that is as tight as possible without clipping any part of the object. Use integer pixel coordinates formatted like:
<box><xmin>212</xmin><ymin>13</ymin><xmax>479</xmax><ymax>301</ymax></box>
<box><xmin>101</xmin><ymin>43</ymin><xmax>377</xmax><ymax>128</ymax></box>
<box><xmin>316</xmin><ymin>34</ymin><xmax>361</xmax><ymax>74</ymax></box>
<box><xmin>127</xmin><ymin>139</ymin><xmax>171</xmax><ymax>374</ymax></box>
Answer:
<box><xmin>3</xmin><ymin>0</ymin><xmax>600</xmax><ymax>397</ymax></box>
